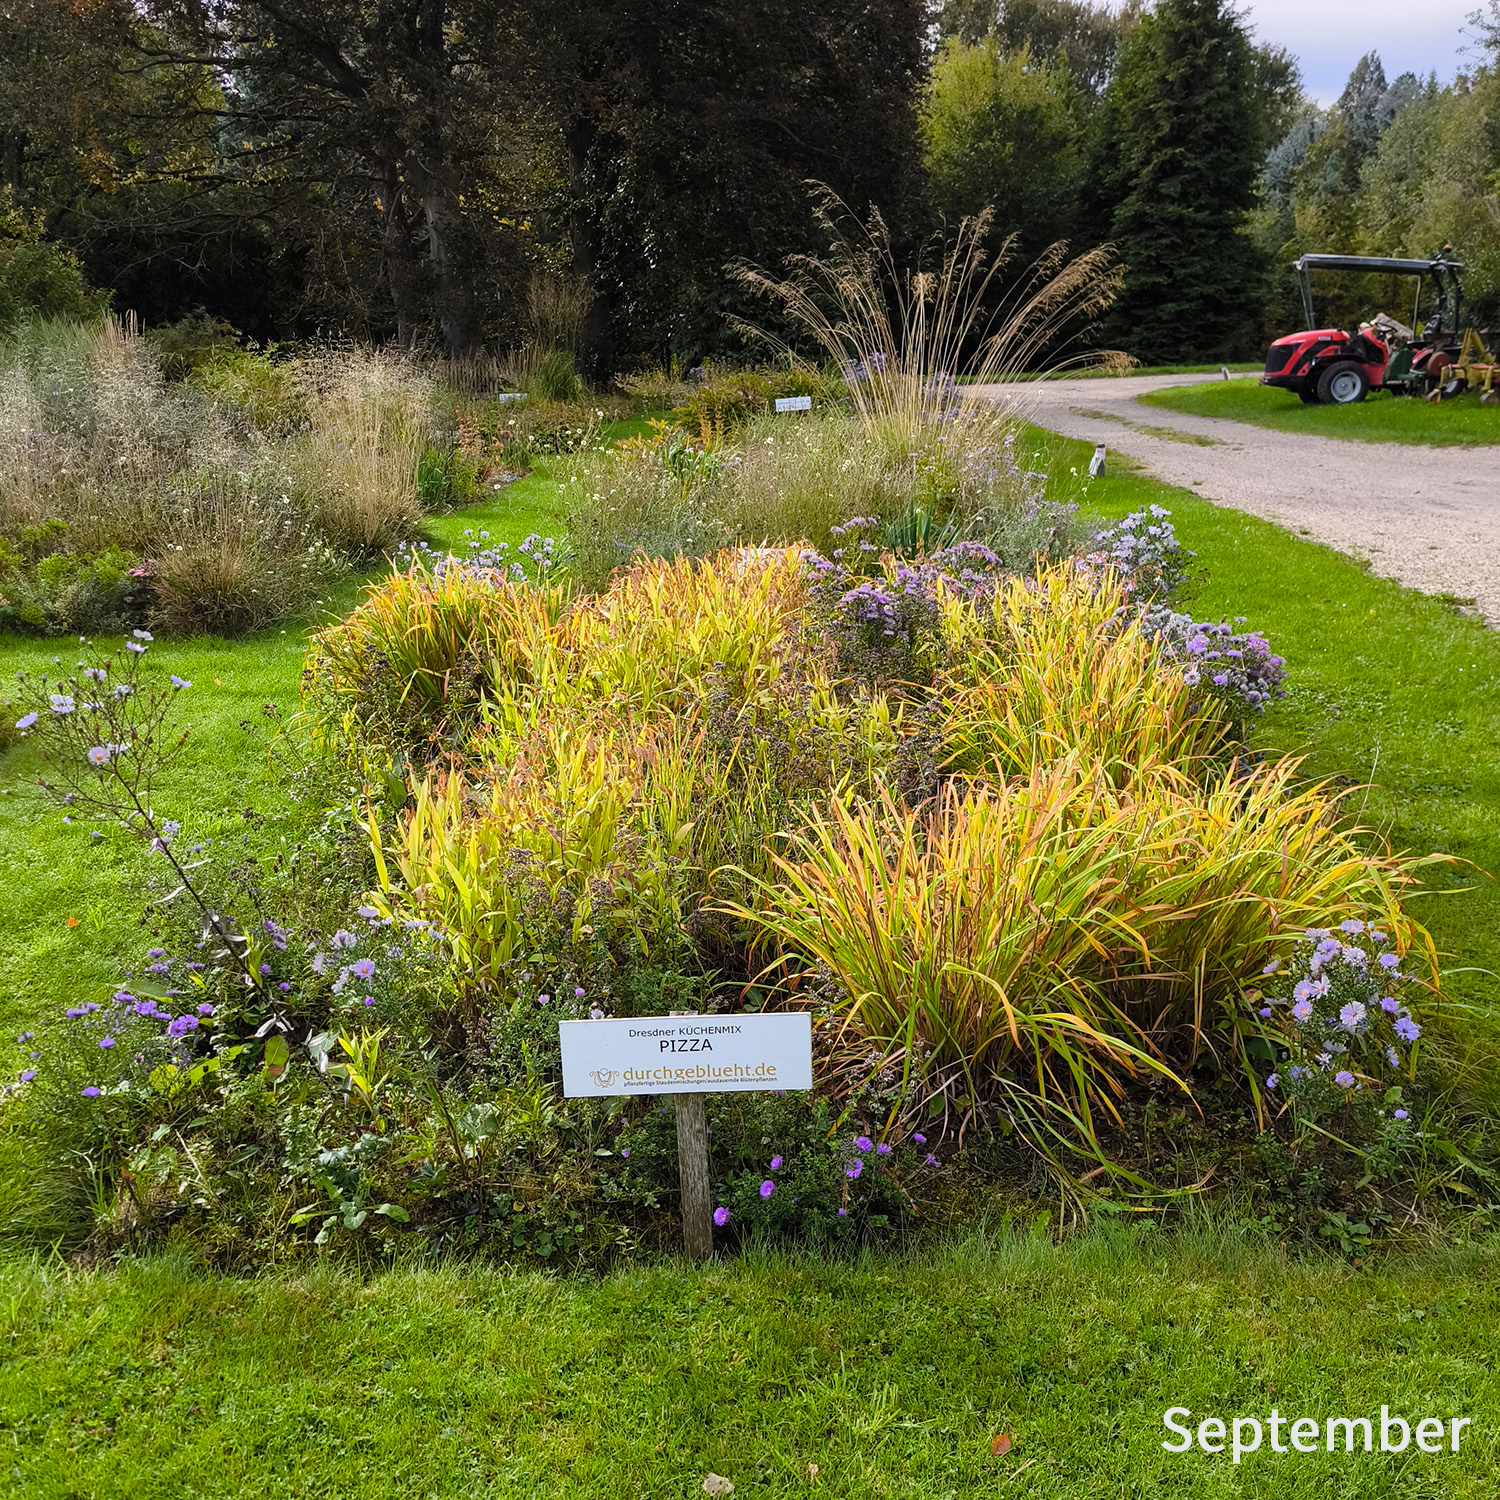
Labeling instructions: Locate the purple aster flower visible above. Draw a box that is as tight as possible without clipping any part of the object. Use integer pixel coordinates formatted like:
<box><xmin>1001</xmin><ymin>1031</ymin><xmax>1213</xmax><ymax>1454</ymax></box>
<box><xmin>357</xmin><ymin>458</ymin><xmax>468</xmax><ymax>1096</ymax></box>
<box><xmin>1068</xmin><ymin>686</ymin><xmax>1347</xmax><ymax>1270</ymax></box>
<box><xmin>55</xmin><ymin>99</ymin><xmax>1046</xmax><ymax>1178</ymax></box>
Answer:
<box><xmin>15</xmin><ymin>712</ymin><xmax>37</xmax><ymax>730</ymax></box>
<box><xmin>197</xmin><ymin>1003</ymin><xmax>214</xmax><ymax>1017</ymax></box>
<box><xmin>170</xmin><ymin>675</ymin><xmax>191</xmax><ymax>690</ymax></box>
<box><xmin>99</xmin><ymin>1036</ymin><xmax>115</xmax><ymax>1049</ymax></box>
<box><xmin>1335</xmin><ymin>1071</ymin><xmax>1355</xmax><ymax>1089</ymax></box>
<box><xmin>167</xmin><ymin>1014</ymin><xmax>199</xmax><ymax>1037</ymax></box>
<box><xmin>1380</xmin><ymin>996</ymin><xmax>1400</xmax><ymax>1013</ymax></box>
<box><xmin>713</xmin><ymin>1206</ymin><xmax>730</xmax><ymax>1227</ymax></box>
<box><xmin>1378</xmin><ymin>953</ymin><xmax>1400</xmax><ymax>970</ymax></box>
<box><xmin>1394</xmin><ymin>1017</ymin><xmax>1421</xmax><ymax>1042</ymax></box>
<box><xmin>575</xmin><ymin>987</ymin><xmax>586</xmax><ymax>998</ymax></box>
<box><xmin>19</xmin><ymin>1069</ymin><xmax>36</xmax><ymax>1083</ymax></box>
<box><xmin>362</xmin><ymin>996</ymin><xmax>374</xmax><ymax>1006</ymax></box>
<box><xmin>86</xmin><ymin>745</ymin><xmax>113</xmax><ymax>766</ymax></box>
<box><xmin>49</xmin><ymin>694</ymin><xmax>75</xmax><ymax>714</ymax></box>
<box><xmin>875</xmin><ymin>1142</ymin><xmax>892</xmax><ymax>1155</ymax></box>
<box><xmin>1265</xmin><ymin>1073</ymin><xmax>1279</xmax><ymax>1090</ymax></box>
<box><xmin>1262</xmin><ymin>959</ymin><xmax>1280</xmax><ymax>975</ymax></box>
<box><xmin>1393</xmin><ymin>1109</ymin><xmax>1408</xmax><ymax>1120</ymax></box>
<box><xmin>845</xmin><ymin>1160</ymin><xmax>863</xmax><ymax>1179</ymax></box>
<box><xmin>330</xmin><ymin>929</ymin><xmax>357</xmax><ymax>950</ymax></box>
<box><xmin>769</xmin><ymin>1156</ymin><xmax>783</xmax><ymax>1170</ymax></box>
<box><xmin>1340</xmin><ymin>919</ymin><xmax>1365</xmax><ymax>935</ymax></box>
<box><xmin>1291</xmin><ymin>999</ymin><xmax>1314</xmax><ymax>1023</ymax></box>
<box><xmin>838</xmin><ymin>1208</ymin><xmax>848</xmax><ymax>1217</ymax></box>
<box><xmin>82</xmin><ymin>1086</ymin><xmax>100</xmax><ymax>1097</ymax></box>
<box><xmin>278</xmin><ymin>982</ymin><xmax>291</xmax><ymax>993</ymax></box>
<box><xmin>349</xmin><ymin>958</ymin><xmax>376</xmax><ymax>980</ymax></box>
<box><xmin>620</xmin><ymin>1148</ymin><xmax>629</xmax><ymax>1158</ymax></box>
<box><xmin>1385</xmin><ymin>1046</ymin><xmax>1400</xmax><ymax>1068</ymax></box>
<box><xmin>854</xmin><ymin>1136</ymin><xmax>872</xmax><ymax>1152</ymax></box>
<box><xmin>925</xmin><ymin>1154</ymin><xmax>940</xmax><ymax>1166</ymax></box>
<box><xmin>759</xmin><ymin>1180</ymin><xmax>775</xmax><ymax>1199</ymax></box>
<box><xmin>16</xmin><ymin>1032</ymin><xmax>32</xmax><ymax>1044</ymax></box>
<box><xmin>356</xmin><ymin>905</ymin><xmax>380</xmax><ymax>919</ymax></box>
<box><xmin>1338</xmin><ymin>1001</ymin><xmax>1367</xmax><ymax>1031</ymax></box>
<box><xmin>912</xmin><ymin>1133</ymin><xmax>926</xmax><ymax>1145</ymax></box>
<box><xmin>1258</xmin><ymin>1006</ymin><xmax>1272</xmax><ymax>1019</ymax></box>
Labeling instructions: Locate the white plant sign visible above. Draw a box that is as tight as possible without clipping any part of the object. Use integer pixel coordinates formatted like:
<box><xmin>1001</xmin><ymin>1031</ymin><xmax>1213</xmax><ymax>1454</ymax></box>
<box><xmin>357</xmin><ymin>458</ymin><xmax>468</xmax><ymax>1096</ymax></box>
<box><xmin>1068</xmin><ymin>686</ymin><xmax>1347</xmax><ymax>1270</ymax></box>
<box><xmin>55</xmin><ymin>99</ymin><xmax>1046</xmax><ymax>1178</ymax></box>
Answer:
<box><xmin>559</xmin><ymin>1013</ymin><xmax>813</xmax><ymax>1097</ymax></box>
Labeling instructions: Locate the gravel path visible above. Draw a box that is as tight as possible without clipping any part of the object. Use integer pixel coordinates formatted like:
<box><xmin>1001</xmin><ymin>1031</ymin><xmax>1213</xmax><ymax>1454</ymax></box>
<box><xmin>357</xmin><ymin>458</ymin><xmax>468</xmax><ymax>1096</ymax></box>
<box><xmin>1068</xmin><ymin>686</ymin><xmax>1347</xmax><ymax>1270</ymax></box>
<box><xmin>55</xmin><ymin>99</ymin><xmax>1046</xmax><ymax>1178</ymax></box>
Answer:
<box><xmin>973</xmin><ymin>373</ymin><xmax>1500</xmax><ymax>625</ymax></box>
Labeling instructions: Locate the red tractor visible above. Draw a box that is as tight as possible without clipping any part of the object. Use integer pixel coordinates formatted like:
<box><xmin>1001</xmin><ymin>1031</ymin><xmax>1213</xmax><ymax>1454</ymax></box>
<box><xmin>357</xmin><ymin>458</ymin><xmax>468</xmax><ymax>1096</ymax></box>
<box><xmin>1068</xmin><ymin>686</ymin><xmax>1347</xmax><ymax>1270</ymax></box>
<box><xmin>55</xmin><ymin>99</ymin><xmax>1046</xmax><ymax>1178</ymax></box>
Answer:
<box><xmin>1260</xmin><ymin>251</ymin><xmax>1466</xmax><ymax>404</ymax></box>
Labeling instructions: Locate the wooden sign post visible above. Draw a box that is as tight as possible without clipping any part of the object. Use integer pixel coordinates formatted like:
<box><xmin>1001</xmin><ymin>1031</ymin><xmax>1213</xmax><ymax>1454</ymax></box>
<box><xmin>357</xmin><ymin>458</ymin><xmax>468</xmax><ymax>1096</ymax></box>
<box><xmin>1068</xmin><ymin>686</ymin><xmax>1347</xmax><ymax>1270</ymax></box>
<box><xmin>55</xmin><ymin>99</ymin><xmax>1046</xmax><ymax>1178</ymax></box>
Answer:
<box><xmin>559</xmin><ymin>1010</ymin><xmax>813</xmax><ymax>1260</ymax></box>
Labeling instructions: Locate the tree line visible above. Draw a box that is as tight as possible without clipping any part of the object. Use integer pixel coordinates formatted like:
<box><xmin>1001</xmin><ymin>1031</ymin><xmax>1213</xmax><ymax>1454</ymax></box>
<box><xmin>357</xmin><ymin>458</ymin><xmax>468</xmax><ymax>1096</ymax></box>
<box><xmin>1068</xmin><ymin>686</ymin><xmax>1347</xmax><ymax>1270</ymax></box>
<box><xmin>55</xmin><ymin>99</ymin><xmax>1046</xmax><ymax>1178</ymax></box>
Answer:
<box><xmin>2</xmin><ymin>0</ymin><xmax>1497</xmax><ymax>366</ymax></box>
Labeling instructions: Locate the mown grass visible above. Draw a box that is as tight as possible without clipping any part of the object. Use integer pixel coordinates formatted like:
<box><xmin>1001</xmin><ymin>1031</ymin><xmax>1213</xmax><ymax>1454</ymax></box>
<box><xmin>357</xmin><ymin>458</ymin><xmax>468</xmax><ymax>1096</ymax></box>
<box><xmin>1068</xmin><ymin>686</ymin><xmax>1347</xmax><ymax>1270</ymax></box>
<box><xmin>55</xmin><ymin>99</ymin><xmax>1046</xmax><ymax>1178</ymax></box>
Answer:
<box><xmin>1139</xmin><ymin>377</ymin><xmax>1500</xmax><ymax>446</ymax></box>
<box><xmin>1</xmin><ymin>1231</ymin><xmax>1497</xmax><ymax>1498</ymax></box>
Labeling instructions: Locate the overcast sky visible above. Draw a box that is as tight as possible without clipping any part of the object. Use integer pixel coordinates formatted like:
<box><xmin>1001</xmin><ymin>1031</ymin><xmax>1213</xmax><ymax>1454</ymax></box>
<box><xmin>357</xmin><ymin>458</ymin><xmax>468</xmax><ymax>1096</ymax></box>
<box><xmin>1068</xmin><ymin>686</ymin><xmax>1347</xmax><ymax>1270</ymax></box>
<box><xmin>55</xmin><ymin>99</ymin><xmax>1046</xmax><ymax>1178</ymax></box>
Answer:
<box><xmin>1233</xmin><ymin>1</ymin><xmax>1486</xmax><ymax>103</ymax></box>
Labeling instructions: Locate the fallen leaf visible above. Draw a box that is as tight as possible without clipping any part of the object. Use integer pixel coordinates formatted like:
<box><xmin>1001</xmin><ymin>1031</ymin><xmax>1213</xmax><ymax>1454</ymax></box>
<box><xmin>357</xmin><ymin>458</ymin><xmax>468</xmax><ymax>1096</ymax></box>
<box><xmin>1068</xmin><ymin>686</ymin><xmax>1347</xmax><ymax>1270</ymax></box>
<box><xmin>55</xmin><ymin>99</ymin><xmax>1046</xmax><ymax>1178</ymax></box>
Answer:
<box><xmin>66</xmin><ymin>917</ymin><xmax>79</xmax><ymax>927</ymax></box>
<box><xmin>807</xmin><ymin>1463</ymin><xmax>819</xmax><ymax>1481</ymax></box>
<box><xmin>702</xmin><ymin>1476</ymin><xmax>735</xmax><ymax>1498</ymax></box>
<box><xmin>991</xmin><ymin>1433</ymin><xmax>1012</xmax><ymax>1457</ymax></box>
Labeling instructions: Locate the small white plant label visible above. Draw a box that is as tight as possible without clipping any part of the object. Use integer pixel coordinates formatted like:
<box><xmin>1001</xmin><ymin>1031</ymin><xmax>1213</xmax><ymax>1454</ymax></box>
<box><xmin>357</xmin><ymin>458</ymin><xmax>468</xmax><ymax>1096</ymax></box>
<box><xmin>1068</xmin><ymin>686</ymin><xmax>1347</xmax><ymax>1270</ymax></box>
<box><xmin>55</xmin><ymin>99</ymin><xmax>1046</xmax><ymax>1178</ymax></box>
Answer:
<box><xmin>559</xmin><ymin>1013</ymin><xmax>812</xmax><ymax>1096</ymax></box>
<box><xmin>774</xmin><ymin>395</ymin><xmax>812</xmax><ymax>412</ymax></box>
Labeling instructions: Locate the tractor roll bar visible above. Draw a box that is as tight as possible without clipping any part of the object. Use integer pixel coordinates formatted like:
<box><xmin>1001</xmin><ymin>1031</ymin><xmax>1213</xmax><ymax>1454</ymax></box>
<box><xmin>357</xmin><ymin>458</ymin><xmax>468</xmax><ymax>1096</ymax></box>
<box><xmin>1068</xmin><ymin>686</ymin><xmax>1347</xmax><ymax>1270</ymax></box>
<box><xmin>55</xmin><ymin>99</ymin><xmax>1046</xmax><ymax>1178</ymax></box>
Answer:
<box><xmin>1291</xmin><ymin>253</ymin><xmax>1465</xmax><ymax>336</ymax></box>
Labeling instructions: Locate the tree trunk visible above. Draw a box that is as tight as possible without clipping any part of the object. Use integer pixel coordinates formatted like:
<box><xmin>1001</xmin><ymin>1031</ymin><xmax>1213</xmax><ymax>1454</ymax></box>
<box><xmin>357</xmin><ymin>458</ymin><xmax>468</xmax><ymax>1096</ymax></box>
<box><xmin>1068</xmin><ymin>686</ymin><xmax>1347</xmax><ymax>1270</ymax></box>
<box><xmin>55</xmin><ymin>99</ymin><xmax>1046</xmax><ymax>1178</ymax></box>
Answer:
<box><xmin>565</xmin><ymin>113</ymin><xmax>613</xmax><ymax>378</ymax></box>
<box><xmin>375</xmin><ymin>158</ymin><xmax>423</xmax><ymax>348</ymax></box>
<box><xmin>421</xmin><ymin>178</ymin><xmax>480</xmax><ymax>357</ymax></box>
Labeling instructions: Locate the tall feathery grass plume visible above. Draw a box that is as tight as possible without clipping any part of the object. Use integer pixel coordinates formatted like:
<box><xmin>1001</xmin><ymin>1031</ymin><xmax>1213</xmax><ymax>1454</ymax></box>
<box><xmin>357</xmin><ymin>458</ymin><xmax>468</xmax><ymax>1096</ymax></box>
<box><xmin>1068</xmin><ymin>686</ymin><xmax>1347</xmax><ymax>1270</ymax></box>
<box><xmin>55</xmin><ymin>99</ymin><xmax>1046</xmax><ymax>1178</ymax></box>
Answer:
<box><xmin>728</xmin><ymin>188</ymin><xmax>1124</xmax><ymax>449</ymax></box>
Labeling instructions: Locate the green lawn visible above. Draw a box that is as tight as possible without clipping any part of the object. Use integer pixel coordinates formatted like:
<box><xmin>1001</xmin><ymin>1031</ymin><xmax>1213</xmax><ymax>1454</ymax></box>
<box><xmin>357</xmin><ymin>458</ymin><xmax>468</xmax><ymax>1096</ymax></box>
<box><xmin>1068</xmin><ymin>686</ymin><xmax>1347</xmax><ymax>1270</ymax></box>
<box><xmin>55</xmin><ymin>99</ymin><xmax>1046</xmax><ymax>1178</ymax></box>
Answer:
<box><xmin>3</xmin><ymin>1231</ymin><xmax>1499</xmax><ymax>1499</ymax></box>
<box><xmin>1139</xmin><ymin>377</ymin><xmax>1500</xmax><ymax>446</ymax></box>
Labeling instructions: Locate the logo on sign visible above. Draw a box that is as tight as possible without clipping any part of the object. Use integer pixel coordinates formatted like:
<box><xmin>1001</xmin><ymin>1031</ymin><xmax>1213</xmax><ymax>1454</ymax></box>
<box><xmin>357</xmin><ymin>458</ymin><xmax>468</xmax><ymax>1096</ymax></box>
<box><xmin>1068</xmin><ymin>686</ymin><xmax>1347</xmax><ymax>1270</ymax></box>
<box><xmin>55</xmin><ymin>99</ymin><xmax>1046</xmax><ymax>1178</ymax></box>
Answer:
<box><xmin>589</xmin><ymin>1068</ymin><xmax>620</xmax><ymax>1088</ymax></box>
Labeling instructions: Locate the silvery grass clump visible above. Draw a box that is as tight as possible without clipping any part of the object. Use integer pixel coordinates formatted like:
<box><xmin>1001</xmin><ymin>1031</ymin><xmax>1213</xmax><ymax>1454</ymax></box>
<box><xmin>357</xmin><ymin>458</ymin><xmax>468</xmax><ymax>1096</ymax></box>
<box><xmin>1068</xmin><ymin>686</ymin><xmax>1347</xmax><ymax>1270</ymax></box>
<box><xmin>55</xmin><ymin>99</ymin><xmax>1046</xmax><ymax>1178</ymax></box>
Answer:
<box><xmin>0</xmin><ymin>319</ymin><xmax>448</xmax><ymax>633</ymax></box>
<box><xmin>1260</xmin><ymin>921</ymin><xmax>1425</xmax><ymax>1128</ymax></box>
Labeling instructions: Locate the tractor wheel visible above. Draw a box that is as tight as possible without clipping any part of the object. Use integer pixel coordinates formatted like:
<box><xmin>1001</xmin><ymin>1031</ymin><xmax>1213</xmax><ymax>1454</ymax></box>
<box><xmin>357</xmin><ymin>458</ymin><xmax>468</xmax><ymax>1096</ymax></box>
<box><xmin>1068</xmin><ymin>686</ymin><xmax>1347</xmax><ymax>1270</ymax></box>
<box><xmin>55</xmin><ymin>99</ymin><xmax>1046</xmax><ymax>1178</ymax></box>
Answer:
<box><xmin>1317</xmin><ymin>361</ymin><xmax>1369</xmax><ymax>405</ymax></box>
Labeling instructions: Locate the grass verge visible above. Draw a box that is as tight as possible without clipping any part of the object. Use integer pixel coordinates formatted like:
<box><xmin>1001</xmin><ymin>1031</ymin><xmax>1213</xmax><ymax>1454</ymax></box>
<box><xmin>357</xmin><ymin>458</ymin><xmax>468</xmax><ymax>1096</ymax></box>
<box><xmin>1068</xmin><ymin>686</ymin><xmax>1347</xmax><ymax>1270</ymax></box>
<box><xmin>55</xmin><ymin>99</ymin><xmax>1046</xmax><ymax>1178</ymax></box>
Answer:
<box><xmin>1139</xmin><ymin>378</ymin><xmax>1500</xmax><ymax>446</ymax></box>
<box><xmin>1</xmin><ymin>1231</ymin><xmax>1496</xmax><ymax>1498</ymax></box>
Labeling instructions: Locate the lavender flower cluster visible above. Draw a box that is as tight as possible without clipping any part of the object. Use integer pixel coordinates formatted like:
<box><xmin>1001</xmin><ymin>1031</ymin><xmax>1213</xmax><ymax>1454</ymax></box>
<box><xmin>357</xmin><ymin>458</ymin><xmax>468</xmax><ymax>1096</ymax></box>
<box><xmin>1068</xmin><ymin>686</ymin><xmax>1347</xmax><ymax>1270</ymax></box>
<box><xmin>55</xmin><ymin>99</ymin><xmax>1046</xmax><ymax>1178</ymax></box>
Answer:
<box><xmin>306</xmin><ymin>904</ymin><xmax>443</xmax><ymax>1022</ymax></box>
<box><xmin>1259</xmin><ymin>921</ymin><xmax>1421</xmax><ymax>1115</ymax></box>
<box><xmin>9</xmin><ymin>977</ymin><xmax>218</xmax><ymax>1103</ymax></box>
<box><xmin>1137</xmin><ymin>607</ymin><xmax>1287</xmax><ymax>718</ymax></box>
<box><xmin>393</xmin><ymin>531</ymin><xmax>558</xmax><ymax>584</ymax></box>
<box><xmin>1089</xmin><ymin>505</ymin><xmax>1189</xmax><ymax>597</ymax></box>
<box><xmin>710</xmin><ymin>1129</ymin><xmax>938</xmax><ymax>1232</ymax></box>
<box><xmin>806</xmin><ymin>520</ymin><xmax>1013</xmax><ymax>678</ymax></box>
